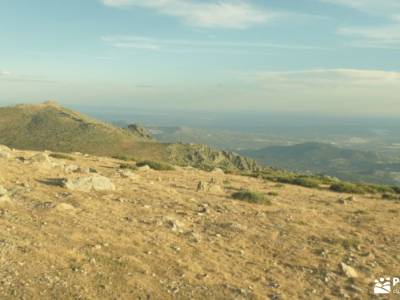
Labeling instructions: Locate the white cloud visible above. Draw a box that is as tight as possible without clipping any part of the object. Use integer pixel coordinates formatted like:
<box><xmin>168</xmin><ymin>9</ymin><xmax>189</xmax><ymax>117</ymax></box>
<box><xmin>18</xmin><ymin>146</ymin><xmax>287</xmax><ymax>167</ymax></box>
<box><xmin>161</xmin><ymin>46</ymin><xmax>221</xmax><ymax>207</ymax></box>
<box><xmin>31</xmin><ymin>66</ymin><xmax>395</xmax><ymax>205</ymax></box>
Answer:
<box><xmin>248</xmin><ymin>69</ymin><xmax>400</xmax><ymax>88</ymax></box>
<box><xmin>101</xmin><ymin>0</ymin><xmax>273</xmax><ymax>29</ymax></box>
<box><xmin>319</xmin><ymin>0</ymin><xmax>400</xmax><ymax>49</ymax></box>
<box><xmin>0</xmin><ymin>70</ymin><xmax>12</xmax><ymax>77</ymax></box>
<box><xmin>102</xmin><ymin>35</ymin><xmax>325</xmax><ymax>53</ymax></box>
<box><xmin>236</xmin><ymin>68</ymin><xmax>400</xmax><ymax>116</ymax></box>
<box><xmin>319</xmin><ymin>0</ymin><xmax>400</xmax><ymax>16</ymax></box>
<box><xmin>339</xmin><ymin>25</ymin><xmax>400</xmax><ymax>48</ymax></box>
<box><xmin>0</xmin><ymin>70</ymin><xmax>54</xmax><ymax>83</ymax></box>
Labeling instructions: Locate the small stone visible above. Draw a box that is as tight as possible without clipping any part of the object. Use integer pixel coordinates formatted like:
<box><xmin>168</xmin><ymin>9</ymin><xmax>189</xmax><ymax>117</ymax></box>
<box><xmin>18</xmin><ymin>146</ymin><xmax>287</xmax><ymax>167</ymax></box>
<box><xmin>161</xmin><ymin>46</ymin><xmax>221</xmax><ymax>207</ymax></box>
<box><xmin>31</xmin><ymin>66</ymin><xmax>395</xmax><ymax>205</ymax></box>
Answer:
<box><xmin>64</xmin><ymin>164</ymin><xmax>80</xmax><ymax>173</ymax></box>
<box><xmin>0</xmin><ymin>185</ymin><xmax>7</xmax><ymax>196</ymax></box>
<box><xmin>138</xmin><ymin>165</ymin><xmax>151</xmax><ymax>171</ymax></box>
<box><xmin>119</xmin><ymin>170</ymin><xmax>137</xmax><ymax>179</ymax></box>
<box><xmin>340</xmin><ymin>263</ymin><xmax>359</xmax><ymax>278</ymax></box>
<box><xmin>56</xmin><ymin>203</ymin><xmax>75</xmax><ymax>211</ymax></box>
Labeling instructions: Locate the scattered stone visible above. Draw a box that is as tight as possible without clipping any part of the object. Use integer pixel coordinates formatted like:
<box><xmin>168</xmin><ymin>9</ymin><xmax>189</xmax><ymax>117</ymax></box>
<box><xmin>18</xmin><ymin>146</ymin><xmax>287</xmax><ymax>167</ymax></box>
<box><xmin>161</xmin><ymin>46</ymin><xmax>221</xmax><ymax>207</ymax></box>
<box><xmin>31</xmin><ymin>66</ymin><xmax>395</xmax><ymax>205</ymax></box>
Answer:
<box><xmin>64</xmin><ymin>164</ymin><xmax>80</xmax><ymax>174</ymax></box>
<box><xmin>30</xmin><ymin>153</ymin><xmax>51</xmax><ymax>163</ymax></box>
<box><xmin>196</xmin><ymin>181</ymin><xmax>209</xmax><ymax>192</ymax></box>
<box><xmin>63</xmin><ymin>175</ymin><xmax>116</xmax><ymax>192</ymax></box>
<box><xmin>197</xmin><ymin>204</ymin><xmax>209</xmax><ymax>215</ymax></box>
<box><xmin>166</xmin><ymin>217</ymin><xmax>185</xmax><ymax>232</ymax></box>
<box><xmin>138</xmin><ymin>165</ymin><xmax>151</xmax><ymax>171</ymax></box>
<box><xmin>0</xmin><ymin>186</ymin><xmax>11</xmax><ymax>204</ymax></box>
<box><xmin>0</xmin><ymin>145</ymin><xmax>11</xmax><ymax>159</ymax></box>
<box><xmin>340</xmin><ymin>262</ymin><xmax>359</xmax><ymax>278</ymax></box>
<box><xmin>196</xmin><ymin>180</ymin><xmax>223</xmax><ymax>193</ymax></box>
<box><xmin>119</xmin><ymin>169</ymin><xmax>138</xmax><ymax>179</ymax></box>
<box><xmin>56</xmin><ymin>203</ymin><xmax>75</xmax><ymax>211</ymax></box>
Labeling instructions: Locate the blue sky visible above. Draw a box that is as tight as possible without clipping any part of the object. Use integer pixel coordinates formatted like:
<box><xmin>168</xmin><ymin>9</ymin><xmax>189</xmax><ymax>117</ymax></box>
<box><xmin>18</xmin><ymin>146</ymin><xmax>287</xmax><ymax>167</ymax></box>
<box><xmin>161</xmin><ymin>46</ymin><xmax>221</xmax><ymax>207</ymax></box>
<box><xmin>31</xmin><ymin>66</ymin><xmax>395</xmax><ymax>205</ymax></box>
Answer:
<box><xmin>0</xmin><ymin>0</ymin><xmax>399</xmax><ymax>116</ymax></box>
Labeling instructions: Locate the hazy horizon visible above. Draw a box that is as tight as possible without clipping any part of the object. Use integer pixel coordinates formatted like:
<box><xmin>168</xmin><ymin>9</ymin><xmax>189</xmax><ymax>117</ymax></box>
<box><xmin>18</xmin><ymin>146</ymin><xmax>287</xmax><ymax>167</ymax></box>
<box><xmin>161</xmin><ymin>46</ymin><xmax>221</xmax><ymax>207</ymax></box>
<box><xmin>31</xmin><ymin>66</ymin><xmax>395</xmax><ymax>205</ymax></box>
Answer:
<box><xmin>1</xmin><ymin>0</ymin><xmax>400</xmax><ymax>117</ymax></box>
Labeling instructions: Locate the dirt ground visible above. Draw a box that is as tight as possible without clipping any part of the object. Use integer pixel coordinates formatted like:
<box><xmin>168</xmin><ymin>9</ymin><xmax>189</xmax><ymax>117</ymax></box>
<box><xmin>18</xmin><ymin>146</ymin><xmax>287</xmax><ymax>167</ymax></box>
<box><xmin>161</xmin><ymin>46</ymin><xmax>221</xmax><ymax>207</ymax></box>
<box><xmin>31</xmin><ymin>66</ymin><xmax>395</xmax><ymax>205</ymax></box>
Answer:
<box><xmin>0</xmin><ymin>148</ymin><xmax>398</xmax><ymax>299</ymax></box>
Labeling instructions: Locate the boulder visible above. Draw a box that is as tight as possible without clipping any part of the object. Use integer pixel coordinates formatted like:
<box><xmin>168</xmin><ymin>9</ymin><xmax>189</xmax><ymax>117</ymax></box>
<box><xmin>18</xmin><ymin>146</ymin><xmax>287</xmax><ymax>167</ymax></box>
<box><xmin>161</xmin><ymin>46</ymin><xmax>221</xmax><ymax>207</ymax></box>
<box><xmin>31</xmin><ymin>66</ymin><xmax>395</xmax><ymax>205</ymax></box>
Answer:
<box><xmin>196</xmin><ymin>180</ymin><xmax>224</xmax><ymax>194</ymax></box>
<box><xmin>64</xmin><ymin>164</ymin><xmax>80</xmax><ymax>174</ymax></box>
<box><xmin>0</xmin><ymin>185</ymin><xmax>11</xmax><ymax>204</ymax></box>
<box><xmin>138</xmin><ymin>165</ymin><xmax>151</xmax><ymax>171</ymax></box>
<box><xmin>63</xmin><ymin>175</ymin><xmax>115</xmax><ymax>192</ymax></box>
<box><xmin>30</xmin><ymin>153</ymin><xmax>51</xmax><ymax>163</ymax></box>
<box><xmin>0</xmin><ymin>145</ymin><xmax>11</xmax><ymax>159</ymax></box>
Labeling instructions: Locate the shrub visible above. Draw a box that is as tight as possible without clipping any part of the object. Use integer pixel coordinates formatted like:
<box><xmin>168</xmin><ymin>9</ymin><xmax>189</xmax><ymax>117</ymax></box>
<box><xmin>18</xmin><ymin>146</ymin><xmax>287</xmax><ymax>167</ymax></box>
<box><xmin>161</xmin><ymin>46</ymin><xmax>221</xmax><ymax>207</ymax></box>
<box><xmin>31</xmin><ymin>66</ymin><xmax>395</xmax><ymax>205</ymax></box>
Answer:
<box><xmin>267</xmin><ymin>191</ymin><xmax>279</xmax><ymax>196</ymax></box>
<box><xmin>231</xmin><ymin>190</ymin><xmax>271</xmax><ymax>205</ymax></box>
<box><xmin>49</xmin><ymin>153</ymin><xmax>75</xmax><ymax>161</ymax></box>
<box><xmin>329</xmin><ymin>182</ymin><xmax>366</xmax><ymax>194</ymax></box>
<box><xmin>341</xmin><ymin>238</ymin><xmax>360</xmax><ymax>250</ymax></box>
<box><xmin>382</xmin><ymin>193</ymin><xmax>399</xmax><ymax>200</ymax></box>
<box><xmin>136</xmin><ymin>160</ymin><xmax>174</xmax><ymax>171</ymax></box>
<box><xmin>112</xmin><ymin>155</ymin><xmax>135</xmax><ymax>161</ymax></box>
<box><xmin>119</xmin><ymin>163</ymin><xmax>138</xmax><ymax>171</ymax></box>
<box><xmin>277</xmin><ymin>176</ymin><xmax>321</xmax><ymax>189</ymax></box>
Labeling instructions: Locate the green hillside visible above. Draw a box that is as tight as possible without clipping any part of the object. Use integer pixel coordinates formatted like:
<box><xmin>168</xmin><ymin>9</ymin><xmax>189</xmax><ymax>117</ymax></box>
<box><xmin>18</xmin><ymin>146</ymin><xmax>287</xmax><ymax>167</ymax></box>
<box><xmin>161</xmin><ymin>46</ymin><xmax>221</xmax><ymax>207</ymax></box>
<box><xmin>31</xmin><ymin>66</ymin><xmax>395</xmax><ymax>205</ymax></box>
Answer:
<box><xmin>0</xmin><ymin>102</ymin><xmax>259</xmax><ymax>172</ymax></box>
<box><xmin>242</xmin><ymin>142</ymin><xmax>400</xmax><ymax>186</ymax></box>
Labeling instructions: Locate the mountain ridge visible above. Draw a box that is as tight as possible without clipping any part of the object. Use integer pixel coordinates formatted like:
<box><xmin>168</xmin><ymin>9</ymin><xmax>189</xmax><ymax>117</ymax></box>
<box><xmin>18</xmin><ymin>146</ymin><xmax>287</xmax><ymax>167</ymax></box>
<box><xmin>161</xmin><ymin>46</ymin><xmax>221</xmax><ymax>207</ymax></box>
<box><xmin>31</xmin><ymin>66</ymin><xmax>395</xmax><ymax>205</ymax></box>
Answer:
<box><xmin>0</xmin><ymin>102</ymin><xmax>260</xmax><ymax>172</ymax></box>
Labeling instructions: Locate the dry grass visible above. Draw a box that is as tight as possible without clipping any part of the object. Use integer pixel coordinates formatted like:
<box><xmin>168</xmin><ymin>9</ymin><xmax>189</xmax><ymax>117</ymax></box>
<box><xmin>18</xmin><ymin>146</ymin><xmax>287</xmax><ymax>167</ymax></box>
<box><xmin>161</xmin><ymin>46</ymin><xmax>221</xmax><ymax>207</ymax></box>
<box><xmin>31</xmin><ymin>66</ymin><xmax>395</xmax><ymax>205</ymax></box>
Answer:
<box><xmin>0</xmin><ymin>148</ymin><xmax>397</xmax><ymax>299</ymax></box>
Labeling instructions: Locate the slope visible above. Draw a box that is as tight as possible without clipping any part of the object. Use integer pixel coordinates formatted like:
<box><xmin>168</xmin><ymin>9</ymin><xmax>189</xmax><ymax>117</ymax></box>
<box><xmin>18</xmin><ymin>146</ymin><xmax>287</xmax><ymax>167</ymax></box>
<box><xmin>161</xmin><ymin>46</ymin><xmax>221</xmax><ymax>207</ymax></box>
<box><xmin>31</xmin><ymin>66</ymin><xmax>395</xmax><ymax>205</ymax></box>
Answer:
<box><xmin>0</xmin><ymin>102</ymin><xmax>259</xmax><ymax>172</ymax></box>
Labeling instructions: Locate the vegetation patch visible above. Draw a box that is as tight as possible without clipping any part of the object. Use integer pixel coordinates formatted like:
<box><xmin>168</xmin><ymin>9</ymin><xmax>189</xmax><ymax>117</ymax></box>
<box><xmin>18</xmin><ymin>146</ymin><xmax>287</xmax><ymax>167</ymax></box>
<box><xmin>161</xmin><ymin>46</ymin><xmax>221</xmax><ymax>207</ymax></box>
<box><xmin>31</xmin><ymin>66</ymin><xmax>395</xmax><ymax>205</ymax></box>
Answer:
<box><xmin>112</xmin><ymin>155</ymin><xmax>135</xmax><ymax>162</ymax></box>
<box><xmin>119</xmin><ymin>163</ymin><xmax>138</xmax><ymax>171</ymax></box>
<box><xmin>136</xmin><ymin>160</ymin><xmax>175</xmax><ymax>171</ymax></box>
<box><xmin>341</xmin><ymin>238</ymin><xmax>360</xmax><ymax>250</ymax></box>
<box><xmin>276</xmin><ymin>176</ymin><xmax>321</xmax><ymax>189</ymax></box>
<box><xmin>329</xmin><ymin>182</ymin><xmax>367</xmax><ymax>194</ymax></box>
<box><xmin>231</xmin><ymin>190</ymin><xmax>271</xmax><ymax>205</ymax></box>
<box><xmin>49</xmin><ymin>153</ymin><xmax>75</xmax><ymax>161</ymax></box>
<box><xmin>267</xmin><ymin>191</ymin><xmax>279</xmax><ymax>196</ymax></box>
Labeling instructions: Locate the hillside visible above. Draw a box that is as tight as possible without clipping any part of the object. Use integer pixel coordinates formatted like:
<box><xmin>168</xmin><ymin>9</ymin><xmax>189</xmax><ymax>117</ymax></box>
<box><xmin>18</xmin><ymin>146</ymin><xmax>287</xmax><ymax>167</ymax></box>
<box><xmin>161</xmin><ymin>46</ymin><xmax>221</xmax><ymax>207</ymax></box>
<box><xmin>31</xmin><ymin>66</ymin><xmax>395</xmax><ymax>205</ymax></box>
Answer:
<box><xmin>0</xmin><ymin>145</ymin><xmax>398</xmax><ymax>299</ymax></box>
<box><xmin>242</xmin><ymin>142</ymin><xmax>400</xmax><ymax>186</ymax></box>
<box><xmin>0</xmin><ymin>102</ymin><xmax>259</xmax><ymax>172</ymax></box>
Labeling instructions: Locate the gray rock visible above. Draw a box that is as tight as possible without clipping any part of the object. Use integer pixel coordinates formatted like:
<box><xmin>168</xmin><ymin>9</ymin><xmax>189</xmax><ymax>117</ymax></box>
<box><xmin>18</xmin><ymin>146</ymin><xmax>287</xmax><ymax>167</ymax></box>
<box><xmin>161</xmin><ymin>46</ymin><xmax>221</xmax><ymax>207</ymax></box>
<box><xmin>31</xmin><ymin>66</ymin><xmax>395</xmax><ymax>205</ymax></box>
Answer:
<box><xmin>196</xmin><ymin>181</ymin><xmax>209</xmax><ymax>192</ymax></box>
<box><xmin>64</xmin><ymin>164</ymin><xmax>80</xmax><ymax>174</ymax></box>
<box><xmin>56</xmin><ymin>203</ymin><xmax>75</xmax><ymax>211</ymax></box>
<box><xmin>63</xmin><ymin>175</ymin><xmax>116</xmax><ymax>192</ymax></box>
<box><xmin>138</xmin><ymin>165</ymin><xmax>151</xmax><ymax>171</ymax></box>
<box><xmin>196</xmin><ymin>181</ymin><xmax>223</xmax><ymax>193</ymax></box>
<box><xmin>0</xmin><ymin>145</ymin><xmax>11</xmax><ymax>159</ymax></box>
<box><xmin>340</xmin><ymin>262</ymin><xmax>359</xmax><ymax>278</ymax></box>
<box><xmin>119</xmin><ymin>169</ymin><xmax>138</xmax><ymax>179</ymax></box>
<box><xmin>30</xmin><ymin>153</ymin><xmax>51</xmax><ymax>163</ymax></box>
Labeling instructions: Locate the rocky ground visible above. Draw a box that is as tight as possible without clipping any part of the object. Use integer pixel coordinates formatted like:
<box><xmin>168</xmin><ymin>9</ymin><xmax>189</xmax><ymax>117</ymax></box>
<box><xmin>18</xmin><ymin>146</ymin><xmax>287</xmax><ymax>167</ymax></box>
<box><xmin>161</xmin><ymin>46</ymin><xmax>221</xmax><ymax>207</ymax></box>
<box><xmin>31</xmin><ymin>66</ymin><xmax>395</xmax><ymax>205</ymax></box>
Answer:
<box><xmin>0</xmin><ymin>145</ymin><xmax>398</xmax><ymax>299</ymax></box>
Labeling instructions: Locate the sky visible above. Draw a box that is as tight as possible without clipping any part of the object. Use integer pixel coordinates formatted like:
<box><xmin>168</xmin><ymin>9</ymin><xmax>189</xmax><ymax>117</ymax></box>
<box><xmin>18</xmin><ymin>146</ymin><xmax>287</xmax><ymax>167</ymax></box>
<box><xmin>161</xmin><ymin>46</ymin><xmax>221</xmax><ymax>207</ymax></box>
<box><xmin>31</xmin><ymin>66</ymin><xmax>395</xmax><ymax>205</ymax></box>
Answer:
<box><xmin>0</xmin><ymin>0</ymin><xmax>399</xmax><ymax>116</ymax></box>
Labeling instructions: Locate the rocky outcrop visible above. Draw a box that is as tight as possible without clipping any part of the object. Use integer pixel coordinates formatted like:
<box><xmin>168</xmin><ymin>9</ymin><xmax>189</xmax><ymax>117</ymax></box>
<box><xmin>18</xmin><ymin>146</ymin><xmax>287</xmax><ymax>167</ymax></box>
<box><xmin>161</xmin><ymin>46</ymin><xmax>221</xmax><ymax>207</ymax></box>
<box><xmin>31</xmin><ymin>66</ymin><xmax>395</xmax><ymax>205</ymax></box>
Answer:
<box><xmin>126</xmin><ymin>124</ymin><xmax>153</xmax><ymax>140</ymax></box>
<box><xmin>167</xmin><ymin>144</ymin><xmax>260</xmax><ymax>172</ymax></box>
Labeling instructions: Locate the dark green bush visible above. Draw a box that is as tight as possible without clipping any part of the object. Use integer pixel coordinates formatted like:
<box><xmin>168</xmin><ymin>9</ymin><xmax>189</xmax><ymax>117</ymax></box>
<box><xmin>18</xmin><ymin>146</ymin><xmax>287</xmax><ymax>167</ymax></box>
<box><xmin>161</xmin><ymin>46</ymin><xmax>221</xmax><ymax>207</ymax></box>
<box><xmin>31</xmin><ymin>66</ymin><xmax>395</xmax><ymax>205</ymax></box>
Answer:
<box><xmin>119</xmin><ymin>163</ymin><xmax>138</xmax><ymax>171</ymax></box>
<box><xmin>277</xmin><ymin>176</ymin><xmax>321</xmax><ymax>189</ymax></box>
<box><xmin>329</xmin><ymin>182</ymin><xmax>366</xmax><ymax>194</ymax></box>
<box><xmin>231</xmin><ymin>190</ymin><xmax>271</xmax><ymax>205</ymax></box>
